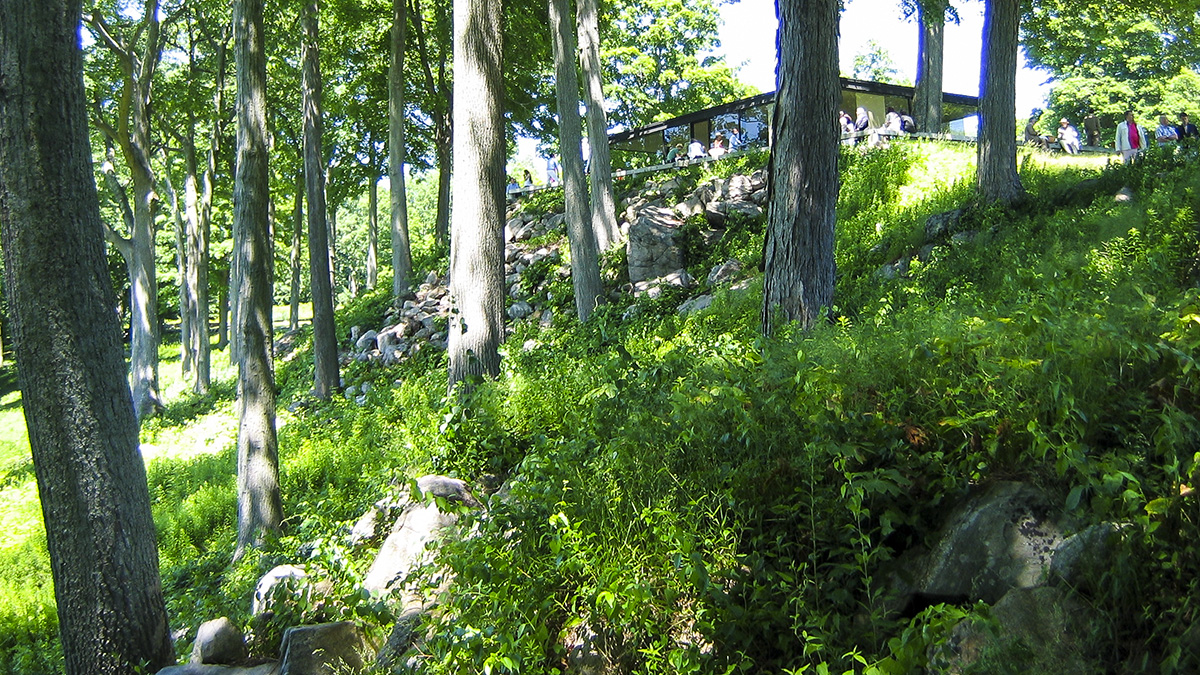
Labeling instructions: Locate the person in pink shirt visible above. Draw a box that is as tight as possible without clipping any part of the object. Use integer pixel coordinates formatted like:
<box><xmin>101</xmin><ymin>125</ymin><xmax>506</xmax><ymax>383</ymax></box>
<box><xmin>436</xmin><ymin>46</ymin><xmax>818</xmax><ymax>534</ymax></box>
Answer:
<box><xmin>1116</xmin><ymin>110</ymin><xmax>1144</xmax><ymax>162</ymax></box>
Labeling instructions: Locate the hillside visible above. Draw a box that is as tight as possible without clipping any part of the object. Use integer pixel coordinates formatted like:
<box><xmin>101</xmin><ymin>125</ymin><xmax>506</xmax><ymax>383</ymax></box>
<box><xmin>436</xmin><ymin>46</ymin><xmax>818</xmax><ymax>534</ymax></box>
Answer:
<box><xmin>3</xmin><ymin>141</ymin><xmax>1200</xmax><ymax>674</ymax></box>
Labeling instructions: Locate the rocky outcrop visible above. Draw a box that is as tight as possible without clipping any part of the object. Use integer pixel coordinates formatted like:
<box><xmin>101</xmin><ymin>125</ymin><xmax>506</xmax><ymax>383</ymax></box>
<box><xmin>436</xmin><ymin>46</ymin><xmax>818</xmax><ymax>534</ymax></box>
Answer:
<box><xmin>278</xmin><ymin>622</ymin><xmax>370</xmax><ymax>675</ymax></box>
<box><xmin>191</xmin><ymin>617</ymin><xmax>248</xmax><ymax>666</ymax></box>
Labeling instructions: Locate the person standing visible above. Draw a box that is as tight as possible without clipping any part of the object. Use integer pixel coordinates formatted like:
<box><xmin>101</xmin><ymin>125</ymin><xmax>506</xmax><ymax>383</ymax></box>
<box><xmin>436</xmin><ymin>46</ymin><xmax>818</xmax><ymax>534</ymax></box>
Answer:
<box><xmin>1155</xmin><ymin>114</ymin><xmax>1179</xmax><ymax>146</ymax></box>
<box><xmin>1115</xmin><ymin>110</ymin><xmax>1145</xmax><ymax>162</ymax></box>
<box><xmin>546</xmin><ymin>154</ymin><xmax>560</xmax><ymax>186</ymax></box>
<box><xmin>1057</xmin><ymin>118</ymin><xmax>1081</xmax><ymax>154</ymax></box>
<box><xmin>1084</xmin><ymin>111</ymin><xmax>1101</xmax><ymax>147</ymax></box>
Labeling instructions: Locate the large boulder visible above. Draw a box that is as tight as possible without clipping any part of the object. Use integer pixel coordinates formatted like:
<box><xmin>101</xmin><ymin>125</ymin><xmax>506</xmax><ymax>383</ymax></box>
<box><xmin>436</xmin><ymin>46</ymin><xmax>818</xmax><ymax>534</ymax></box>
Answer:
<box><xmin>279</xmin><ymin>622</ymin><xmax>370</xmax><ymax>675</ymax></box>
<box><xmin>252</xmin><ymin>565</ymin><xmax>322</xmax><ymax>619</ymax></box>
<box><xmin>627</xmin><ymin>207</ymin><xmax>685</xmax><ymax>283</ymax></box>
<box><xmin>191</xmin><ymin>617</ymin><xmax>248</xmax><ymax>665</ymax></box>
<box><xmin>362</xmin><ymin>476</ymin><xmax>480</xmax><ymax>597</ymax></box>
<box><xmin>898</xmin><ymin>482</ymin><xmax>1064</xmax><ymax>607</ymax></box>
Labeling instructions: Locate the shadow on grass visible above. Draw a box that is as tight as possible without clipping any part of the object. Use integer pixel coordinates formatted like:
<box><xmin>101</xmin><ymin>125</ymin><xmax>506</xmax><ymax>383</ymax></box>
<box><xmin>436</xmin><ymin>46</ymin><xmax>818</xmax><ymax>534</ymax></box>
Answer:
<box><xmin>155</xmin><ymin>378</ymin><xmax>237</xmax><ymax>428</ymax></box>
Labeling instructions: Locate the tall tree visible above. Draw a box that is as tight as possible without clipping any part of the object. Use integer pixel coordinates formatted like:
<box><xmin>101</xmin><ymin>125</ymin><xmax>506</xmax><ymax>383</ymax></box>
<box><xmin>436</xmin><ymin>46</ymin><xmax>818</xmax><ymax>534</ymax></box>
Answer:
<box><xmin>976</xmin><ymin>0</ymin><xmax>1024</xmax><ymax>205</ymax></box>
<box><xmin>410</xmin><ymin>0</ymin><xmax>453</xmax><ymax>249</ymax></box>
<box><xmin>391</xmin><ymin>0</ymin><xmax>415</xmax><ymax>299</ymax></box>
<box><xmin>233</xmin><ymin>0</ymin><xmax>283</xmax><ymax>561</ymax></box>
<box><xmin>909</xmin><ymin>0</ymin><xmax>951</xmax><ymax>132</ymax></box>
<box><xmin>0</xmin><ymin>0</ymin><xmax>175</xmax><ymax>671</ymax></box>
<box><xmin>761</xmin><ymin>0</ymin><xmax>839</xmax><ymax>335</ymax></box>
<box><xmin>448</xmin><ymin>0</ymin><xmax>505</xmax><ymax>390</ymax></box>
<box><xmin>549</xmin><ymin>0</ymin><xmax>603</xmax><ymax>322</ymax></box>
<box><xmin>85</xmin><ymin>0</ymin><xmax>166</xmax><ymax>420</ymax></box>
<box><xmin>290</xmin><ymin>170</ymin><xmax>304</xmax><ymax>332</ymax></box>
<box><xmin>577</xmin><ymin>0</ymin><xmax>619</xmax><ymax>252</ymax></box>
<box><xmin>304</xmin><ymin>0</ymin><xmax>342</xmax><ymax>399</ymax></box>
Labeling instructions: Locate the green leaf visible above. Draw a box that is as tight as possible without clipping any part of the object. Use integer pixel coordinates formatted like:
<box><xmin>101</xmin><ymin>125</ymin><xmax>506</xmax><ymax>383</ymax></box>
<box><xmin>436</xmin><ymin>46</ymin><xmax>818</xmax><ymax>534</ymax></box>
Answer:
<box><xmin>1065</xmin><ymin>485</ymin><xmax>1085</xmax><ymax>510</ymax></box>
<box><xmin>1145</xmin><ymin>497</ymin><xmax>1172</xmax><ymax>515</ymax></box>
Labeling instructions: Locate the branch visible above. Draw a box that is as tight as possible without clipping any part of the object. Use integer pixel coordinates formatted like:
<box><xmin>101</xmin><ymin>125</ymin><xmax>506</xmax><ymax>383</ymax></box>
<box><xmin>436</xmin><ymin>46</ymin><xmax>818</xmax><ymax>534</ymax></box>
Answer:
<box><xmin>86</xmin><ymin>10</ymin><xmax>132</xmax><ymax>71</ymax></box>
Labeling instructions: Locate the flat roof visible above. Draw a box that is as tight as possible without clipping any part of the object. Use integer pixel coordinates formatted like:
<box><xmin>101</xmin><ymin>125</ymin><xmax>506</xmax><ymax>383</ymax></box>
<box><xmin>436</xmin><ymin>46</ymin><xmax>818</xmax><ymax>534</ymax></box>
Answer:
<box><xmin>608</xmin><ymin>77</ymin><xmax>980</xmax><ymax>145</ymax></box>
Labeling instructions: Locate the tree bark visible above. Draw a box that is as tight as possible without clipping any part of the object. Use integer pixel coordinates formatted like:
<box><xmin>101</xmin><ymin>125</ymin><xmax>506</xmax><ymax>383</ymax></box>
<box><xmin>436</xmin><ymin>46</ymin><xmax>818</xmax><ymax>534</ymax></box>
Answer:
<box><xmin>976</xmin><ymin>0</ymin><xmax>1024</xmax><ymax>204</ymax></box>
<box><xmin>0</xmin><ymin>2</ymin><xmax>175</xmax><ymax>672</ymax></box>
<box><xmin>912</xmin><ymin>1</ymin><xmax>945</xmax><ymax>133</ymax></box>
<box><xmin>549</xmin><ymin>0</ymin><xmax>603</xmax><ymax>322</ymax></box>
<box><xmin>762</xmin><ymin>0</ymin><xmax>840</xmax><ymax>335</ymax></box>
<box><xmin>577</xmin><ymin>0</ymin><xmax>619</xmax><ymax>252</ymax></box>
<box><xmin>303</xmin><ymin>0</ymin><xmax>341</xmax><ymax>399</ymax></box>
<box><xmin>290</xmin><ymin>171</ymin><xmax>303</xmax><ymax>332</ymax></box>
<box><xmin>163</xmin><ymin>161</ymin><xmax>194</xmax><ymax>375</ymax></box>
<box><xmin>232</xmin><ymin>0</ymin><xmax>283</xmax><ymax>561</ymax></box>
<box><xmin>391</xmin><ymin>0</ymin><xmax>414</xmax><ymax>299</ymax></box>
<box><xmin>448</xmin><ymin>0</ymin><xmax>505</xmax><ymax>391</ymax></box>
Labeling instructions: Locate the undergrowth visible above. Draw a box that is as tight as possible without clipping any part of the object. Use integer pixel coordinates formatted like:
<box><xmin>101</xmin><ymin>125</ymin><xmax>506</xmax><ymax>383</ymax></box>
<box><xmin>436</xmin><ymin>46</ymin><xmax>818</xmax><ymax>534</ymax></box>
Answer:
<box><xmin>1</xmin><ymin>141</ymin><xmax>1199</xmax><ymax>673</ymax></box>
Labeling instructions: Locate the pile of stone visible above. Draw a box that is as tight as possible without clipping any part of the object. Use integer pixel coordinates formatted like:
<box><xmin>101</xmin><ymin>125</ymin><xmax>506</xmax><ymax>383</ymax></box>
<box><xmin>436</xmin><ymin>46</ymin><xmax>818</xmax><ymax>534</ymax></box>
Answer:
<box><xmin>342</xmin><ymin>167</ymin><xmax>772</xmax><ymax>376</ymax></box>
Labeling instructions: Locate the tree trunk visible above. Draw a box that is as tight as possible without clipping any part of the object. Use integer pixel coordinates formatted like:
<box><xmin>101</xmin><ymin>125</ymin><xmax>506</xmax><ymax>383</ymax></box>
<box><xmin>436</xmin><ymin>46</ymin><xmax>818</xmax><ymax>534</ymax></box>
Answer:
<box><xmin>303</xmin><ymin>0</ymin><xmax>341</xmax><ymax>400</ymax></box>
<box><xmin>762</xmin><ymin>0</ymin><xmax>840</xmax><ymax>335</ymax></box>
<box><xmin>391</xmin><ymin>0</ymin><xmax>414</xmax><ymax>300</ymax></box>
<box><xmin>195</xmin><ymin>24</ymin><xmax>225</xmax><ymax>395</ymax></box>
<box><xmin>290</xmin><ymin>171</ymin><xmax>303</xmax><ymax>332</ymax></box>
<box><xmin>368</xmin><ymin>172</ymin><xmax>379</xmax><ymax>291</ymax></box>
<box><xmin>232</xmin><ymin>0</ymin><xmax>282</xmax><ymax>561</ymax></box>
<box><xmin>410</xmin><ymin>0</ymin><xmax>452</xmax><ymax>250</ymax></box>
<box><xmin>0</xmin><ymin>2</ymin><xmax>175</xmax><ymax>672</ymax></box>
<box><xmin>577</xmin><ymin>0</ymin><xmax>619</xmax><ymax>252</ymax></box>
<box><xmin>448</xmin><ymin>0</ymin><xmax>505</xmax><ymax>391</ymax></box>
<box><xmin>976</xmin><ymin>0</ymin><xmax>1024</xmax><ymax>205</ymax></box>
<box><xmin>912</xmin><ymin>1</ymin><xmax>945</xmax><ymax>133</ymax></box>
<box><xmin>549</xmin><ymin>0</ymin><xmax>603</xmax><ymax>322</ymax></box>
<box><xmin>164</xmin><ymin>161</ymin><xmax>194</xmax><ymax>374</ymax></box>
<box><xmin>87</xmin><ymin>0</ymin><xmax>165</xmax><ymax>421</ymax></box>
<box><xmin>186</xmin><ymin>134</ymin><xmax>211</xmax><ymax>395</ymax></box>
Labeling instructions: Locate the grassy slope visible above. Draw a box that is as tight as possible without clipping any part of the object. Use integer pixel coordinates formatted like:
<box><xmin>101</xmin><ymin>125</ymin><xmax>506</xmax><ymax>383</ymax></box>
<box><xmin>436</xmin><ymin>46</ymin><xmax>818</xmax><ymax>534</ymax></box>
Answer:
<box><xmin>2</xmin><ymin>141</ymin><xmax>1199</xmax><ymax>674</ymax></box>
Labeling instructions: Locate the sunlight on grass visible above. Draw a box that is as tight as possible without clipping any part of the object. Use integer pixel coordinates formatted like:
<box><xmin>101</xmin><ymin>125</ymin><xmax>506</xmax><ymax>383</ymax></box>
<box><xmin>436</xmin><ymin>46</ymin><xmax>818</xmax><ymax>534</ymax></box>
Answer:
<box><xmin>0</xmin><ymin>481</ymin><xmax>42</xmax><ymax>552</ymax></box>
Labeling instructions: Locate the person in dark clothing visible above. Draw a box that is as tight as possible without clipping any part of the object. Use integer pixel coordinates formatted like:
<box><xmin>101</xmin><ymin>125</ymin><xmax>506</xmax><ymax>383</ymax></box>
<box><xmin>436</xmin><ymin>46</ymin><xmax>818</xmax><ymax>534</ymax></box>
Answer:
<box><xmin>1177</xmin><ymin>112</ymin><xmax>1199</xmax><ymax>140</ymax></box>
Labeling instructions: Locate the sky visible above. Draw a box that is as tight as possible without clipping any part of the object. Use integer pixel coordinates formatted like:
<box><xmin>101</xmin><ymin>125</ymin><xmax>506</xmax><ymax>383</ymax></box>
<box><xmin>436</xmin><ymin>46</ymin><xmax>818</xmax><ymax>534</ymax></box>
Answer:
<box><xmin>717</xmin><ymin>0</ymin><xmax>1055</xmax><ymax>118</ymax></box>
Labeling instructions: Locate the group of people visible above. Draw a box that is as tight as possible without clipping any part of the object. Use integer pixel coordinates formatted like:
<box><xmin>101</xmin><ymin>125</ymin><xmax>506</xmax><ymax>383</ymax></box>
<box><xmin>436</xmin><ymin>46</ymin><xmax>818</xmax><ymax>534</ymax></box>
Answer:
<box><xmin>1116</xmin><ymin>110</ymin><xmax>1199</xmax><ymax>161</ymax></box>
<box><xmin>664</xmin><ymin>124</ymin><xmax>747</xmax><ymax>163</ymax></box>
<box><xmin>1027</xmin><ymin>109</ymin><xmax>1200</xmax><ymax>161</ymax></box>
<box><xmin>839</xmin><ymin>106</ymin><xmax>915</xmax><ymax>144</ymax></box>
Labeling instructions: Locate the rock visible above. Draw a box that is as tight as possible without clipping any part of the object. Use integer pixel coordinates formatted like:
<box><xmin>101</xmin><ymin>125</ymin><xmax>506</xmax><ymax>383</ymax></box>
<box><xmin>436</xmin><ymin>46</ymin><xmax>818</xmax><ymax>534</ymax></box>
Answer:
<box><xmin>749</xmin><ymin>189</ymin><xmax>768</xmax><ymax>206</ymax></box>
<box><xmin>374</xmin><ymin>607</ymin><xmax>426</xmax><ymax>672</ymax></box>
<box><xmin>424</xmin><ymin>270</ymin><xmax>439</xmax><ymax>285</ymax></box>
<box><xmin>924</xmin><ymin>208</ymin><xmax>966</xmax><ymax>243</ymax></box>
<box><xmin>508</xmin><ymin>301</ymin><xmax>535</xmax><ymax>320</ymax></box>
<box><xmin>928</xmin><ymin>587</ymin><xmax>1098</xmax><ymax>674</ymax></box>
<box><xmin>1114</xmin><ymin>186</ymin><xmax>1134</xmax><ymax>202</ymax></box>
<box><xmin>878</xmin><ymin>257</ymin><xmax>911</xmax><ymax>279</ymax></box>
<box><xmin>917</xmin><ymin>244</ymin><xmax>936</xmax><ymax>263</ymax></box>
<box><xmin>632</xmin><ymin>269</ymin><xmax>693</xmax><ymax>298</ymax></box>
<box><xmin>724</xmin><ymin>200</ymin><xmax>764</xmax><ymax>220</ymax></box>
<box><xmin>539</xmin><ymin>308</ymin><xmax>554</xmax><ymax>328</ymax></box>
<box><xmin>1049</xmin><ymin>522</ymin><xmax>1125</xmax><ymax>592</ymax></box>
<box><xmin>190</xmin><ymin>617</ymin><xmax>247</xmax><ymax>665</ymax></box>
<box><xmin>348</xmin><ymin>497</ymin><xmax>404</xmax><ymax>547</ymax></box>
<box><xmin>363</xmin><ymin>476</ymin><xmax>480</xmax><ymax>595</ymax></box>
<box><xmin>726</xmin><ymin>174</ymin><xmax>753</xmax><ymax>201</ymax></box>
<box><xmin>703</xmin><ymin>201</ymin><xmax>727</xmax><ymax>228</ymax></box>
<box><xmin>504</xmin><ymin>217</ymin><xmax>524</xmax><ymax>242</ymax></box>
<box><xmin>156</xmin><ymin>664</ymin><xmax>278</xmax><ymax>675</ymax></box>
<box><xmin>354</xmin><ymin>330</ymin><xmax>378</xmax><ymax>352</ymax></box>
<box><xmin>279</xmin><ymin>622</ymin><xmax>369</xmax><ymax>675</ymax></box>
<box><xmin>951</xmin><ymin>230</ymin><xmax>978</xmax><ymax>245</ymax></box>
<box><xmin>252</xmin><ymin>565</ymin><xmax>310</xmax><ymax>618</ymax></box>
<box><xmin>677</xmin><ymin>295</ymin><xmax>713</xmax><ymax>315</ymax></box>
<box><xmin>627</xmin><ymin>207</ymin><xmax>685</xmax><ymax>283</ymax></box>
<box><xmin>904</xmin><ymin>482</ymin><xmax>1064</xmax><ymax>606</ymax></box>
<box><xmin>675</xmin><ymin>194</ymin><xmax>705</xmax><ymax>219</ymax></box>
<box><xmin>707</xmin><ymin>259</ymin><xmax>743</xmax><ymax>287</ymax></box>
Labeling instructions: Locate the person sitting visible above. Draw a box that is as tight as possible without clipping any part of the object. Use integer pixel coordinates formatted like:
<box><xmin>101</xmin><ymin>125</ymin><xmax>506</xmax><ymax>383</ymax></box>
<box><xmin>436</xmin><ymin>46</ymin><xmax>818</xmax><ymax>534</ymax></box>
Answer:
<box><xmin>665</xmin><ymin>143</ymin><xmax>683</xmax><ymax>163</ymax></box>
<box><xmin>687</xmin><ymin>138</ymin><xmax>706</xmax><ymax>159</ymax></box>
<box><xmin>1156</xmin><ymin>114</ymin><xmax>1180</xmax><ymax>146</ymax></box>
<box><xmin>709</xmin><ymin>134</ymin><xmax>727</xmax><ymax>159</ymax></box>
<box><xmin>884</xmin><ymin>107</ymin><xmax>902</xmax><ymax>134</ymax></box>
<box><xmin>725</xmin><ymin>125</ymin><xmax>743</xmax><ymax>151</ymax></box>
<box><xmin>853</xmin><ymin>107</ymin><xmax>869</xmax><ymax>133</ymax></box>
<box><xmin>1024</xmin><ymin>111</ymin><xmax>1051</xmax><ymax>149</ymax></box>
<box><xmin>1177</xmin><ymin>112</ymin><xmax>1199</xmax><ymax>140</ymax></box>
<box><xmin>1057</xmin><ymin>118</ymin><xmax>1081</xmax><ymax>154</ymax></box>
<box><xmin>899</xmin><ymin>111</ymin><xmax>917</xmax><ymax>133</ymax></box>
